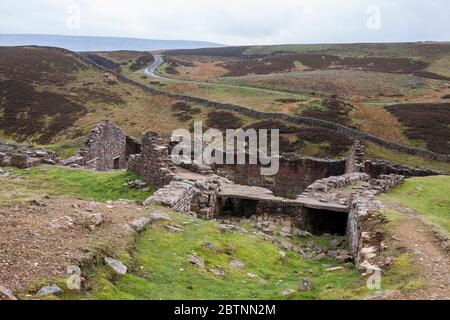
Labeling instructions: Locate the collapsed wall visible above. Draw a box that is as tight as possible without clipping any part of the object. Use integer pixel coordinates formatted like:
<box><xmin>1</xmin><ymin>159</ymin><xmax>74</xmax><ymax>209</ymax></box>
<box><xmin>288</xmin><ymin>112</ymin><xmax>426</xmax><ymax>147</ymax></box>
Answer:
<box><xmin>127</xmin><ymin>132</ymin><xmax>177</xmax><ymax>188</ymax></box>
<box><xmin>0</xmin><ymin>142</ymin><xmax>57</xmax><ymax>169</ymax></box>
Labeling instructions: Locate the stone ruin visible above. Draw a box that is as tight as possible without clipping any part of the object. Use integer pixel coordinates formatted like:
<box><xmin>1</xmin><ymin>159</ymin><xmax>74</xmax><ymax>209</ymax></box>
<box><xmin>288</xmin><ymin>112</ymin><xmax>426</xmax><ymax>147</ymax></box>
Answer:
<box><xmin>2</xmin><ymin>120</ymin><xmax>444</xmax><ymax>274</ymax></box>
<box><xmin>62</xmin><ymin>121</ymin><xmax>141</xmax><ymax>171</ymax></box>
<box><xmin>0</xmin><ymin>141</ymin><xmax>58</xmax><ymax>169</ymax></box>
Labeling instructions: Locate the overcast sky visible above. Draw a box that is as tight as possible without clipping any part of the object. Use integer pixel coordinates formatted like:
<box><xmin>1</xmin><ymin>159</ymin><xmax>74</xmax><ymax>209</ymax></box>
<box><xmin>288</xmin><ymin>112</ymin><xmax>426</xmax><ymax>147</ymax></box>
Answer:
<box><xmin>0</xmin><ymin>0</ymin><xmax>449</xmax><ymax>45</ymax></box>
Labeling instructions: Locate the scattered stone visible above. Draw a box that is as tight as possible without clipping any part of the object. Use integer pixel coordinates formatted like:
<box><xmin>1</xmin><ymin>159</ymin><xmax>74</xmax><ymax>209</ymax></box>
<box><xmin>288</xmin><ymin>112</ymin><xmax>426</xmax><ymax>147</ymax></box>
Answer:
<box><xmin>104</xmin><ymin>257</ymin><xmax>128</xmax><ymax>276</ymax></box>
<box><xmin>164</xmin><ymin>225</ymin><xmax>184</xmax><ymax>233</ymax></box>
<box><xmin>336</xmin><ymin>254</ymin><xmax>353</xmax><ymax>262</ymax></box>
<box><xmin>188</xmin><ymin>255</ymin><xmax>205</xmax><ymax>269</ymax></box>
<box><xmin>296</xmin><ymin>229</ymin><xmax>313</xmax><ymax>237</ymax></box>
<box><xmin>331</xmin><ymin>239</ymin><xmax>343</xmax><ymax>247</ymax></box>
<box><xmin>209</xmin><ymin>268</ymin><xmax>226</xmax><ymax>277</ymax></box>
<box><xmin>325</xmin><ymin>267</ymin><xmax>344</xmax><ymax>272</ymax></box>
<box><xmin>279</xmin><ymin>289</ymin><xmax>296</xmax><ymax>296</ymax></box>
<box><xmin>202</xmin><ymin>242</ymin><xmax>216</xmax><ymax>252</ymax></box>
<box><xmin>278</xmin><ymin>251</ymin><xmax>286</xmax><ymax>259</ymax></box>
<box><xmin>149</xmin><ymin>212</ymin><xmax>171</xmax><ymax>222</ymax></box>
<box><xmin>219</xmin><ymin>224</ymin><xmax>248</xmax><ymax>234</ymax></box>
<box><xmin>304</xmin><ymin>269</ymin><xmax>313</xmax><ymax>275</ymax></box>
<box><xmin>229</xmin><ymin>259</ymin><xmax>245</xmax><ymax>269</ymax></box>
<box><xmin>88</xmin><ymin>213</ymin><xmax>104</xmax><ymax>227</ymax></box>
<box><xmin>36</xmin><ymin>284</ymin><xmax>63</xmax><ymax>297</ymax></box>
<box><xmin>279</xmin><ymin>231</ymin><xmax>292</xmax><ymax>238</ymax></box>
<box><xmin>299</xmin><ymin>278</ymin><xmax>314</xmax><ymax>292</ymax></box>
<box><xmin>0</xmin><ymin>286</ymin><xmax>17</xmax><ymax>300</ymax></box>
<box><xmin>67</xmin><ymin>265</ymin><xmax>82</xmax><ymax>291</ymax></box>
<box><xmin>131</xmin><ymin>217</ymin><xmax>151</xmax><ymax>232</ymax></box>
<box><xmin>247</xmin><ymin>272</ymin><xmax>257</xmax><ymax>279</ymax></box>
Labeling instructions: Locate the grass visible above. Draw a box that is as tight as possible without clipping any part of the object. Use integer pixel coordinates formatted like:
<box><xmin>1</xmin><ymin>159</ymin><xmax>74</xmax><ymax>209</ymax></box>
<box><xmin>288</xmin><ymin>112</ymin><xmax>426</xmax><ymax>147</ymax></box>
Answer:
<box><xmin>82</xmin><ymin>211</ymin><xmax>369</xmax><ymax>300</ymax></box>
<box><xmin>0</xmin><ymin>166</ymin><xmax>153</xmax><ymax>204</ymax></box>
<box><xmin>379</xmin><ymin>176</ymin><xmax>450</xmax><ymax>234</ymax></box>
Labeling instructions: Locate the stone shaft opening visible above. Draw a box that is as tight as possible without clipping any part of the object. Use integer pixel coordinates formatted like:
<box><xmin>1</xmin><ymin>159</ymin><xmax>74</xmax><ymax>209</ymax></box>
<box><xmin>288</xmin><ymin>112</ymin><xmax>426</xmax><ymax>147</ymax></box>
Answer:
<box><xmin>303</xmin><ymin>208</ymin><xmax>349</xmax><ymax>236</ymax></box>
<box><xmin>219</xmin><ymin>197</ymin><xmax>258</xmax><ymax>218</ymax></box>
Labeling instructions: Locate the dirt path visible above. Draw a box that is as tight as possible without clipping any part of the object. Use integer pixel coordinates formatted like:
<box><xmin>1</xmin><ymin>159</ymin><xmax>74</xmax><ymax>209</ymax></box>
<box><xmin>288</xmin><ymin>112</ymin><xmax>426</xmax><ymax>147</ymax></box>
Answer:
<box><xmin>384</xmin><ymin>202</ymin><xmax>450</xmax><ymax>300</ymax></box>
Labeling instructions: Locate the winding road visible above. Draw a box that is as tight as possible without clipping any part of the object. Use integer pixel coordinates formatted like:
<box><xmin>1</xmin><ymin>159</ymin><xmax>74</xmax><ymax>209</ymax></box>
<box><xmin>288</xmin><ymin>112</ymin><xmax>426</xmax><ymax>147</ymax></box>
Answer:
<box><xmin>141</xmin><ymin>54</ymin><xmax>305</xmax><ymax>98</ymax></box>
<box><xmin>143</xmin><ymin>54</ymin><xmax>165</xmax><ymax>78</ymax></box>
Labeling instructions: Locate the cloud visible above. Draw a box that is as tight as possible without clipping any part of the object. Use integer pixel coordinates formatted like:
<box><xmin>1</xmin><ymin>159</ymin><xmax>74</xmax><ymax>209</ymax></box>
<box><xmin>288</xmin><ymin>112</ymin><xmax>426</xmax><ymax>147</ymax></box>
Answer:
<box><xmin>0</xmin><ymin>0</ymin><xmax>448</xmax><ymax>44</ymax></box>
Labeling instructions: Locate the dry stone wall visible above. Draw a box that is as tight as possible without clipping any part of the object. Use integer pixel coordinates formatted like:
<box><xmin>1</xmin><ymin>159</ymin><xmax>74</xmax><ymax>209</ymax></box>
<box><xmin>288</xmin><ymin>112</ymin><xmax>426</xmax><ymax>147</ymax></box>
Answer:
<box><xmin>215</xmin><ymin>154</ymin><xmax>346</xmax><ymax>197</ymax></box>
<box><xmin>346</xmin><ymin>174</ymin><xmax>405</xmax><ymax>271</ymax></box>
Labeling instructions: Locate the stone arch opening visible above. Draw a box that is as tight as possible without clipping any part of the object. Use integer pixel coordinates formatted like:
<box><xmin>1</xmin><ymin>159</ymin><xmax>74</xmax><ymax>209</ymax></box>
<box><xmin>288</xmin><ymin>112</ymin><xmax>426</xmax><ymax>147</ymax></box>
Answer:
<box><xmin>303</xmin><ymin>208</ymin><xmax>349</xmax><ymax>236</ymax></box>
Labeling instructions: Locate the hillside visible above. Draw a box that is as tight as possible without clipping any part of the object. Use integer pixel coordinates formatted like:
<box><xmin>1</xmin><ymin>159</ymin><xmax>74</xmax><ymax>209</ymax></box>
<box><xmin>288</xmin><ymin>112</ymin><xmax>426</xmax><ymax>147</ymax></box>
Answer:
<box><xmin>1</xmin><ymin>45</ymin><xmax>449</xmax><ymax>173</ymax></box>
<box><xmin>148</xmin><ymin>43</ymin><xmax>450</xmax><ymax>154</ymax></box>
<box><xmin>0</xmin><ymin>34</ymin><xmax>223</xmax><ymax>52</ymax></box>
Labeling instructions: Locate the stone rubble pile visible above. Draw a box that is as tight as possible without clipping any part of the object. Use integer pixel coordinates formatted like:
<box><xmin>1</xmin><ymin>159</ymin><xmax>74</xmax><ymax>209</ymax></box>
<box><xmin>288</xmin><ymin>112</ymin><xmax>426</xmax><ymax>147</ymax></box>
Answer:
<box><xmin>0</xmin><ymin>142</ymin><xmax>58</xmax><ymax>169</ymax></box>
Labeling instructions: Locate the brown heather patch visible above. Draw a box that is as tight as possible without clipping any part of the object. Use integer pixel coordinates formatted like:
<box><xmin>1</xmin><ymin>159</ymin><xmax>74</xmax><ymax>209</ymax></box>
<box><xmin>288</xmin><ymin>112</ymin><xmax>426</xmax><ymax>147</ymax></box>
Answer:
<box><xmin>82</xmin><ymin>53</ymin><xmax>121</xmax><ymax>72</ymax></box>
<box><xmin>0</xmin><ymin>47</ymin><xmax>85</xmax><ymax>85</ymax></box>
<box><xmin>0</xmin><ymin>79</ymin><xmax>87</xmax><ymax>143</ymax></box>
<box><xmin>129</xmin><ymin>54</ymin><xmax>155</xmax><ymax>72</ymax></box>
<box><xmin>296</xmin><ymin>127</ymin><xmax>353</xmax><ymax>156</ymax></box>
<box><xmin>352</xmin><ymin>106</ymin><xmax>407</xmax><ymax>144</ymax></box>
<box><xmin>387</xmin><ymin>103</ymin><xmax>450</xmax><ymax>154</ymax></box>
<box><xmin>300</xmin><ymin>98</ymin><xmax>354</xmax><ymax>126</ymax></box>
<box><xmin>206</xmin><ymin>111</ymin><xmax>243</xmax><ymax>131</ymax></box>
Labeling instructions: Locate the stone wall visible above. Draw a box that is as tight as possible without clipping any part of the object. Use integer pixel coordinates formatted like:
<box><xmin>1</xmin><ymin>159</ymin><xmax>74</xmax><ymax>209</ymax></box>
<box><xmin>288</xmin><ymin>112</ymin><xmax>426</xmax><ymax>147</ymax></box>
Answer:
<box><xmin>62</xmin><ymin>121</ymin><xmax>141</xmax><ymax>171</ymax></box>
<box><xmin>80</xmin><ymin>121</ymin><xmax>127</xmax><ymax>171</ymax></box>
<box><xmin>127</xmin><ymin>132</ymin><xmax>176</xmax><ymax>188</ymax></box>
<box><xmin>346</xmin><ymin>174</ymin><xmax>405</xmax><ymax>271</ymax></box>
<box><xmin>215</xmin><ymin>154</ymin><xmax>346</xmax><ymax>197</ymax></box>
<box><xmin>144</xmin><ymin>175</ymin><xmax>228</xmax><ymax>219</ymax></box>
<box><xmin>346</xmin><ymin>140</ymin><xmax>365</xmax><ymax>174</ymax></box>
<box><xmin>365</xmin><ymin>160</ymin><xmax>442</xmax><ymax>178</ymax></box>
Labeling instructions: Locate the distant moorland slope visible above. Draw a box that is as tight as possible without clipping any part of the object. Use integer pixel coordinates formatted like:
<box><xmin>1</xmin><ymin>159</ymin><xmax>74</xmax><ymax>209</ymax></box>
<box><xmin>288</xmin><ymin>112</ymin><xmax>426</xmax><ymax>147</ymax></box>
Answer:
<box><xmin>0</xmin><ymin>34</ymin><xmax>223</xmax><ymax>52</ymax></box>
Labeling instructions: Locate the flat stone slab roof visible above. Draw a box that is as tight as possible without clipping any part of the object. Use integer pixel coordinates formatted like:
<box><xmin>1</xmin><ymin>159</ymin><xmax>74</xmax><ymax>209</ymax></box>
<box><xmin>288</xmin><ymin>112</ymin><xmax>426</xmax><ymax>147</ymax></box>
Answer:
<box><xmin>219</xmin><ymin>184</ymin><xmax>349</xmax><ymax>213</ymax></box>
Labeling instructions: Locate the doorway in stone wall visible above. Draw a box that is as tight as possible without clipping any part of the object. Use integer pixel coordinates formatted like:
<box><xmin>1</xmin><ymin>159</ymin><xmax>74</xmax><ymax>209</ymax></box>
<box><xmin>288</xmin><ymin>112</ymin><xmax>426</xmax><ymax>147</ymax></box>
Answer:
<box><xmin>113</xmin><ymin>157</ymin><xmax>120</xmax><ymax>170</ymax></box>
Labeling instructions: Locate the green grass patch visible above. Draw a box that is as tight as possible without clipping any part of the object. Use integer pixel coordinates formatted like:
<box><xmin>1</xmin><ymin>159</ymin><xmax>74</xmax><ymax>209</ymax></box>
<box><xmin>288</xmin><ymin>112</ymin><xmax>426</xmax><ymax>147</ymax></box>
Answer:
<box><xmin>3</xmin><ymin>166</ymin><xmax>153</xmax><ymax>203</ymax></box>
<box><xmin>82</xmin><ymin>211</ymin><xmax>369</xmax><ymax>300</ymax></box>
<box><xmin>379</xmin><ymin>176</ymin><xmax>450</xmax><ymax>234</ymax></box>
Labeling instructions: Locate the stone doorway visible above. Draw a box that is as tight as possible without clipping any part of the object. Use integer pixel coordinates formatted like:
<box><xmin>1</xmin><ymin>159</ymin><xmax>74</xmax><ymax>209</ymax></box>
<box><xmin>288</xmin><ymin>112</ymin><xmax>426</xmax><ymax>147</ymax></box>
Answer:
<box><xmin>113</xmin><ymin>157</ymin><xmax>120</xmax><ymax>170</ymax></box>
<box><xmin>303</xmin><ymin>208</ymin><xmax>349</xmax><ymax>236</ymax></box>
